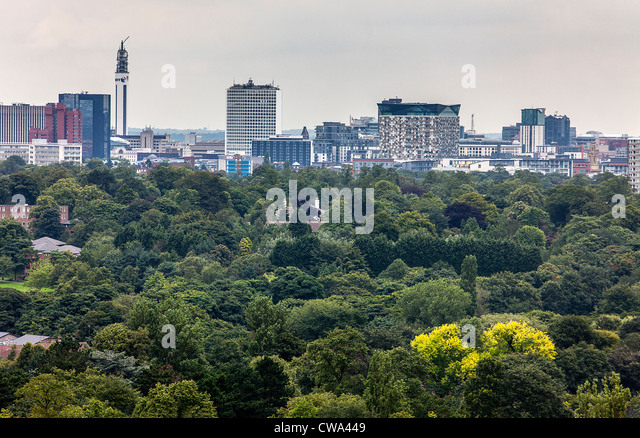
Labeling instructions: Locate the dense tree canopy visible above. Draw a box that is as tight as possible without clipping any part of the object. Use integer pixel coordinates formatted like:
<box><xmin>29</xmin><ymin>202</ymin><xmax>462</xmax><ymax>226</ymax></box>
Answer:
<box><xmin>1</xmin><ymin>161</ymin><xmax>639</xmax><ymax>418</ymax></box>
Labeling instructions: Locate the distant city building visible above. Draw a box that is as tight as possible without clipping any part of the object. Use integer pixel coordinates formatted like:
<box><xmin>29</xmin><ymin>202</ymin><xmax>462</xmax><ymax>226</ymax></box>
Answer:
<box><xmin>350</xmin><ymin>116</ymin><xmax>379</xmax><ymax>137</ymax></box>
<box><xmin>545</xmin><ymin>114</ymin><xmax>571</xmax><ymax>146</ymax></box>
<box><xmin>502</xmin><ymin>123</ymin><xmax>521</xmax><ymax>142</ymax></box>
<box><xmin>0</xmin><ymin>205</ymin><xmax>69</xmax><ymax>229</ymax></box>
<box><xmin>115</xmin><ymin>38</ymin><xmax>130</xmax><ymax>136</ymax></box>
<box><xmin>0</xmin><ymin>103</ymin><xmax>46</xmax><ymax>143</ymax></box>
<box><xmin>377</xmin><ymin>98</ymin><xmax>460</xmax><ymax>160</ymax></box>
<box><xmin>32</xmin><ymin>236</ymin><xmax>81</xmax><ymax>256</ymax></box>
<box><xmin>218</xmin><ymin>154</ymin><xmax>263</xmax><ymax>176</ymax></box>
<box><xmin>225</xmin><ymin>79</ymin><xmax>282</xmax><ymax>156</ymax></box>
<box><xmin>0</xmin><ymin>334</ymin><xmax>58</xmax><ymax>360</ymax></box>
<box><xmin>396</xmin><ymin>159</ymin><xmax>440</xmax><ymax>173</ymax></box>
<box><xmin>349</xmin><ymin>158</ymin><xmax>395</xmax><ymax>177</ymax></box>
<box><xmin>29</xmin><ymin>139</ymin><xmax>82</xmax><ymax>166</ymax></box>
<box><xmin>252</xmin><ymin>133</ymin><xmax>312</xmax><ymax>167</ymax></box>
<box><xmin>28</xmin><ymin>103</ymin><xmax>82</xmax><ymax>145</ymax></box>
<box><xmin>59</xmin><ymin>93</ymin><xmax>111</xmax><ymax>160</ymax></box>
<box><xmin>458</xmin><ymin>139</ymin><xmax>519</xmax><ymax>158</ymax></box>
<box><xmin>601</xmin><ymin>157</ymin><xmax>628</xmax><ymax>175</ymax></box>
<box><xmin>184</xmin><ymin>132</ymin><xmax>203</xmax><ymax>145</ymax></box>
<box><xmin>520</xmin><ymin>108</ymin><xmax>545</xmax><ymax>154</ymax></box>
<box><xmin>117</xmin><ymin>128</ymin><xmax>172</xmax><ymax>153</ymax></box>
<box><xmin>314</xmin><ymin>122</ymin><xmax>357</xmax><ymax>164</ymax></box>
<box><xmin>183</xmin><ymin>139</ymin><xmax>225</xmax><ymax>158</ymax></box>
<box><xmin>0</xmin><ymin>143</ymin><xmax>29</xmax><ymax>162</ymax></box>
<box><xmin>628</xmin><ymin>138</ymin><xmax>640</xmax><ymax>193</ymax></box>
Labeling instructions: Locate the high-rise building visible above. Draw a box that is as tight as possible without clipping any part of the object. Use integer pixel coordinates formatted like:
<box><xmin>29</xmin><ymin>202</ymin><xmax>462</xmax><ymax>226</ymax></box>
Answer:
<box><xmin>502</xmin><ymin>123</ymin><xmax>521</xmax><ymax>142</ymax></box>
<box><xmin>314</xmin><ymin>122</ymin><xmax>358</xmax><ymax>164</ymax></box>
<box><xmin>377</xmin><ymin>98</ymin><xmax>460</xmax><ymax>160</ymax></box>
<box><xmin>520</xmin><ymin>108</ymin><xmax>545</xmax><ymax>154</ymax></box>
<box><xmin>628</xmin><ymin>138</ymin><xmax>640</xmax><ymax>193</ymax></box>
<box><xmin>28</xmin><ymin>103</ymin><xmax>82</xmax><ymax>145</ymax></box>
<box><xmin>545</xmin><ymin>114</ymin><xmax>571</xmax><ymax>146</ymax></box>
<box><xmin>0</xmin><ymin>104</ymin><xmax>46</xmax><ymax>143</ymax></box>
<box><xmin>115</xmin><ymin>38</ymin><xmax>130</xmax><ymax>137</ymax></box>
<box><xmin>59</xmin><ymin>93</ymin><xmax>111</xmax><ymax>160</ymax></box>
<box><xmin>225</xmin><ymin>79</ymin><xmax>282</xmax><ymax>156</ymax></box>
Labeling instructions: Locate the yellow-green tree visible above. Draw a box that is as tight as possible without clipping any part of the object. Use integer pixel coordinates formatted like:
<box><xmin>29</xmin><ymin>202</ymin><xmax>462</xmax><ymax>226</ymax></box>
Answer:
<box><xmin>240</xmin><ymin>237</ymin><xmax>253</xmax><ymax>256</ymax></box>
<box><xmin>481</xmin><ymin>321</ymin><xmax>556</xmax><ymax>360</ymax></box>
<box><xmin>410</xmin><ymin>324</ymin><xmax>484</xmax><ymax>390</ymax></box>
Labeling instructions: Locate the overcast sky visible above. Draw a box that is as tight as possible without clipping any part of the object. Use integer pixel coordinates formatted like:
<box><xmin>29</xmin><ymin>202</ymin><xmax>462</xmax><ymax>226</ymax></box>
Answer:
<box><xmin>2</xmin><ymin>0</ymin><xmax>639</xmax><ymax>135</ymax></box>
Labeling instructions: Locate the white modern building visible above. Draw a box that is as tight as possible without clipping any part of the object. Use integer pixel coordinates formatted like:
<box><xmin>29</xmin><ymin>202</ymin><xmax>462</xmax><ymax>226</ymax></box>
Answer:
<box><xmin>0</xmin><ymin>104</ymin><xmax>46</xmax><ymax>143</ymax></box>
<box><xmin>28</xmin><ymin>139</ymin><xmax>82</xmax><ymax>166</ymax></box>
<box><xmin>225</xmin><ymin>79</ymin><xmax>282</xmax><ymax>156</ymax></box>
<box><xmin>0</xmin><ymin>142</ymin><xmax>29</xmax><ymax>161</ymax></box>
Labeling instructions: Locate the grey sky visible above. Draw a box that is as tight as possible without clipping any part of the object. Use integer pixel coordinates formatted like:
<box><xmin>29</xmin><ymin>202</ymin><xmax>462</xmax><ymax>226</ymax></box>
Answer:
<box><xmin>2</xmin><ymin>0</ymin><xmax>639</xmax><ymax>135</ymax></box>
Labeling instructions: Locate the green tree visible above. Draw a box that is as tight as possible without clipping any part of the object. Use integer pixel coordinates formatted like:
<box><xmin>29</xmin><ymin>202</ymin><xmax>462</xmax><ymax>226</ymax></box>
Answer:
<box><xmin>306</xmin><ymin>326</ymin><xmax>369</xmax><ymax>394</ymax></box>
<box><xmin>30</xmin><ymin>206</ymin><xmax>65</xmax><ymax>240</ymax></box>
<box><xmin>364</xmin><ymin>350</ymin><xmax>411</xmax><ymax>417</ymax></box>
<box><xmin>574</xmin><ymin>373</ymin><xmax>631</xmax><ymax>418</ymax></box>
<box><xmin>245</xmin><ymin>296</ymin><xmax>288</xmax><ymax>354</ymax></box>
<box><xmin>460</xmin><ymin>255</ymin><xmax>478</xmax><ymax>303</ymax></box>
<box><xmin>133</xmin><ymin>380</ymin><xmax>217</xmax><ymax>418</ymax></box>
<box><xmin>15</xmin><ymin>373</ymin><xmax>75</xmax><ymax>418</ymax></box>
<box><xmin>92</xmin><ymin>323</ymin><xmax>151</xmax><ymax>359</ymax></box>
<box><xmin>514</xmin><ymin>225</ymin><xmax>546</xmax><ymax>248</ymax></box>
<box><xmin>556</xmin><ymin>342</ymin><xmax>613</xmax><ymax>393</ymax></box>
<box><xmin>463</xmin><ymin>354</ymin><xmax>572</xmax><ymax>418</ymax></box>
<box><xmin>276</xmin><ymin>392</ymin><xmax>371</xmax><ymax>418</ymax></box>
<box><xmin>394</xmin><ymin>279</ymin><xmax>473</xmax><ymax>328</ymax></box>
<box><xmin>270</xmin><ymin>266</ymin><xmax>324</xmax><ymax>303</ymax></box>
<box><xmin>0</xmin><ymin>218</ymin><xmax>35</xmax><ymax>280</ymax></box>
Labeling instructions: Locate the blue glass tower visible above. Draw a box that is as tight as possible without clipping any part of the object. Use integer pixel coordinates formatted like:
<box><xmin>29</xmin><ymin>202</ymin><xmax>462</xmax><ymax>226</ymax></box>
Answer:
<box><xmin>59</xmin><ymin>93</ymin><xmax>111</xmax><ymax>160</ymax></box>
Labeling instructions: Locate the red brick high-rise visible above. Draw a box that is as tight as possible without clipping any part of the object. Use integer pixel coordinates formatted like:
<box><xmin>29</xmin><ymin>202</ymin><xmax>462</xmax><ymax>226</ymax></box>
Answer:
<box><xmin>28</xmin><ymin>103</ymin><xmax>82</xmax><ymax>144</ymax></box>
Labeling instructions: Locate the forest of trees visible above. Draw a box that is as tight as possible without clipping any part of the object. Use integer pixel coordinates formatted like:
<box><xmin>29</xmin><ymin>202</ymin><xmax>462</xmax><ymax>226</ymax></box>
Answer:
<box><xmin>1</xmin><ymin>154</ymin><xmax>640</xmax><ymax>418</ymax></box>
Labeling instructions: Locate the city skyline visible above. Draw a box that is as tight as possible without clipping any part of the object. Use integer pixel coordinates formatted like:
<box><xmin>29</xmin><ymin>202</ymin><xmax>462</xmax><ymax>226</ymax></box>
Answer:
<box><xmin>1</xmin><ymin>0</ymin><xmax>639</xmax><ymax>135</ymax></box>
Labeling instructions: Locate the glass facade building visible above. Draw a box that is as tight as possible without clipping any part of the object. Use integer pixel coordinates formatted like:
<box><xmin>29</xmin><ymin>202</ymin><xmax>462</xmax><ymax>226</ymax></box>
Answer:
<box><xmin>252</xmin><ymin>136</ymin><xmax>312</xmax><ymax>167</ymax></box>
<box><xmin>545</xmin><ymin>114</ymin><xmax>571</xmax><ymax>146</ymax></box>
<box><xmin>59</xmin><ymin>93</ymin><xmax>111</xmax><ymax>160</ymax></box>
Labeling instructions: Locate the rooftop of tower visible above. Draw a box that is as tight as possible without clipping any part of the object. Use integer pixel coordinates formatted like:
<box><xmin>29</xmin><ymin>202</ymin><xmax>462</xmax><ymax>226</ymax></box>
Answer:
<box><xmin>228</xmin><ymin>78</ymin><xmax>279</xmax><ymax>90</ymax></box>
<box><xmin>377</xmin><ymin>99</ymin><xmax>461</xmax><ymax>117</ymax></box>
<box><xmin>116</xmin><ymin>37</ymin><xmax>129</xmax><ymax>74</ymax></box>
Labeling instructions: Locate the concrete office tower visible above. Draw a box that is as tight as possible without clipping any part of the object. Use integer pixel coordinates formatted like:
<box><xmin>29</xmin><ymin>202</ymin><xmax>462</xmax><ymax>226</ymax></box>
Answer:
<box><xmin>520</xmin><ymin>108</ymin><xmax>545</xmax><ymax>154</ymax></box>
<box><xmin>59</xmin><ymin>93</ymin><xmax>111</xmax><ymax>160</ymax></box>
<box><xmin>115</xmin><ymin>37</ymin><xmax>130</xmax><ymax>137</ymax></box>
<box><xmin>225</xmin><ymin>79</ymin><xmax>282</xmax><ymax>156</ymax></box>
<box><xmin>377</xmin><ymin>98</ymin><xmax>460</xmax><ymax>160</ymax></box>
<box><xmin>0</xmin><ymin>104</ymin><xmax>46</xmax><ymax>143</ymax></box>
<box><xmin>629</xmin><ymin>138</ymin><xmax>640</xmax><ymax>193</ymax></box>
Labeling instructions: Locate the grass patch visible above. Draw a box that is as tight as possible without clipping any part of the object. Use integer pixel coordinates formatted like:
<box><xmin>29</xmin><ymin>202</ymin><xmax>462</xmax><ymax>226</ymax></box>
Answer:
<box><xmin>0</xmin><ymin>280</ymin><xmax>53</xmax><ymax>292</ymax></box>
